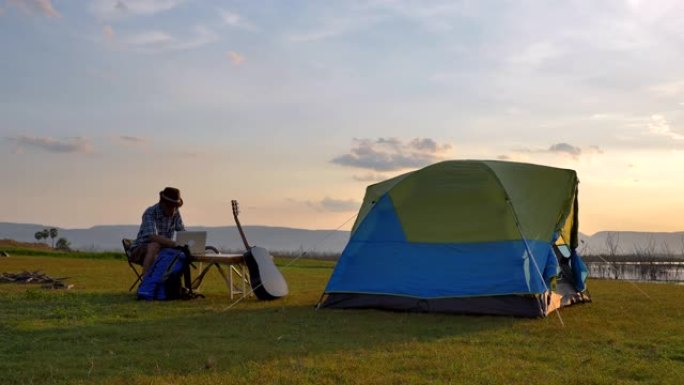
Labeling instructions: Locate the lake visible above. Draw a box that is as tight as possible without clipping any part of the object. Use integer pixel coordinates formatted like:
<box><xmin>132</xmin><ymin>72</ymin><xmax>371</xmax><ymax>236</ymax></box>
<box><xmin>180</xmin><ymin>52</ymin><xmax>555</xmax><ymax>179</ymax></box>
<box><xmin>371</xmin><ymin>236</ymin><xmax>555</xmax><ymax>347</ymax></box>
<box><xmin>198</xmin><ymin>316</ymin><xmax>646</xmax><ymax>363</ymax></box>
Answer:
<box><xmin>586</xmin><ymin>261</ymin><xmax>684</xmax><ymax>282</ymax></box>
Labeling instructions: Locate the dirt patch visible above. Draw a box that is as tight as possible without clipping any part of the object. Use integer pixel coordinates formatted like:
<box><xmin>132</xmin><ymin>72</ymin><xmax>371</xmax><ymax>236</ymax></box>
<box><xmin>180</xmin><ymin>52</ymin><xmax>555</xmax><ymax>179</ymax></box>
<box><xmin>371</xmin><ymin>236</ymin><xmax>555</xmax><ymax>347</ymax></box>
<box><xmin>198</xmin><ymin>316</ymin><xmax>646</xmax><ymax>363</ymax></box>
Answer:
<box><xmin>0</xmin><ymin>239</ymin><xmax>53</xmax><ymax>251</ymax></box>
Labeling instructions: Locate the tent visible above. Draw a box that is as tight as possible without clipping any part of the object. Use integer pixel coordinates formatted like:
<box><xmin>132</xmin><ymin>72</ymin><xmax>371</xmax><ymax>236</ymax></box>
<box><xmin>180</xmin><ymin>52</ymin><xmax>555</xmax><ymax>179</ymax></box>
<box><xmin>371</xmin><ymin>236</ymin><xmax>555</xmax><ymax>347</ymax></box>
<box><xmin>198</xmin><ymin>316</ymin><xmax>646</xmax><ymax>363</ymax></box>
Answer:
<box><xmin>320</xmin><ymin>160</ymin><xmax>591</xmax><ymax>317</ymax></box>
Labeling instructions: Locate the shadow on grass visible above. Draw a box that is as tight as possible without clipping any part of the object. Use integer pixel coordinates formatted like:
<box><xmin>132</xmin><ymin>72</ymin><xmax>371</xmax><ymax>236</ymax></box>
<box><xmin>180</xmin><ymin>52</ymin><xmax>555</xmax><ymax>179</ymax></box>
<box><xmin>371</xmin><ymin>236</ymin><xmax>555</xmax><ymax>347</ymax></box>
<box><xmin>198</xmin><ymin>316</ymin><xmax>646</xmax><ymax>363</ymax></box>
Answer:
<box><xmin>0</xmin><ymin>291</ymin><xmax>520</xmax><ymax>384</ymax></box>
<box><xmin>276</xmin><ymin>263</ymin><xmax>336</xmax><ymax>270</ymax></box>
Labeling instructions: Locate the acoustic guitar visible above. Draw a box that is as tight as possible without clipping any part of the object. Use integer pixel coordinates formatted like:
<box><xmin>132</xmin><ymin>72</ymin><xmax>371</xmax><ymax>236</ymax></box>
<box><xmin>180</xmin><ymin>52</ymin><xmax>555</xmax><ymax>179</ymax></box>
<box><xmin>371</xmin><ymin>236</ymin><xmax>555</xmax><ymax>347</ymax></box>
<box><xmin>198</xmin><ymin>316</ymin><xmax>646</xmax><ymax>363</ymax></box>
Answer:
<box><xmin>231</xmin><ymin>200</ymin><xmax>288</xmax><ymax>300</ymax></box>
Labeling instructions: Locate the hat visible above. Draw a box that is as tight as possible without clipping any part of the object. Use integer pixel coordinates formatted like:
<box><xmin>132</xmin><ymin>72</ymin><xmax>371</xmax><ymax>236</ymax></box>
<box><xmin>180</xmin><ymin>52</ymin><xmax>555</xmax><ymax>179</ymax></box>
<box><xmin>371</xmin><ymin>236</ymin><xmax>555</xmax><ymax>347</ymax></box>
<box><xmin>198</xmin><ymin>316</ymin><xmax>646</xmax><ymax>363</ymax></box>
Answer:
<box><xmin>159</xmin><ymin>187</ymin><xmax>183</xmax><ymax>207</ymax></box>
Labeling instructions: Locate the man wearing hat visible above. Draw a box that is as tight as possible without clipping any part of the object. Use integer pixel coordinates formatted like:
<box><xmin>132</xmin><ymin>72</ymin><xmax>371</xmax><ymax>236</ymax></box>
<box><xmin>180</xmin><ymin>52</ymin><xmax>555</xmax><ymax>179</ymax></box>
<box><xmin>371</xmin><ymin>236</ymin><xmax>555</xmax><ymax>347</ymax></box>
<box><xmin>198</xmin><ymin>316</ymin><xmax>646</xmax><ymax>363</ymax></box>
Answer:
<box><xmin>130</xmin><ymin>187</ymin><xmax>186</xmax><ymax>274</ymax></box>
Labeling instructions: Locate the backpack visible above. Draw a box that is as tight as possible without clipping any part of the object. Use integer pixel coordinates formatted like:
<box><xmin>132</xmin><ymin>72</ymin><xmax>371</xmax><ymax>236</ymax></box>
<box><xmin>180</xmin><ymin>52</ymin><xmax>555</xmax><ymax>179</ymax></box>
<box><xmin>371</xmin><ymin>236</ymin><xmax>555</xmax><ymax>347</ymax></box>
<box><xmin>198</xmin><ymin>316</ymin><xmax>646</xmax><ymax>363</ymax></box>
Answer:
<box><xmin>137</xmin><ymin>246</ymin><xmax>197</xmax><ymax>300</ymax></box>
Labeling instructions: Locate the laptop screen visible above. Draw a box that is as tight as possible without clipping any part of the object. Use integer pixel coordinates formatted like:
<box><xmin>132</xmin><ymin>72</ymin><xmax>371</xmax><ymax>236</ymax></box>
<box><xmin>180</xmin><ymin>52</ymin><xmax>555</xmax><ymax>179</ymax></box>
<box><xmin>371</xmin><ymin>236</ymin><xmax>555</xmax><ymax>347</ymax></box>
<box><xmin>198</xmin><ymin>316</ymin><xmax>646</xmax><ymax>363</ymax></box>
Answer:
<box><xmin>175</xmin><ymin>231</ymin><xmax>207</xmax><ymax>255</ymax></box>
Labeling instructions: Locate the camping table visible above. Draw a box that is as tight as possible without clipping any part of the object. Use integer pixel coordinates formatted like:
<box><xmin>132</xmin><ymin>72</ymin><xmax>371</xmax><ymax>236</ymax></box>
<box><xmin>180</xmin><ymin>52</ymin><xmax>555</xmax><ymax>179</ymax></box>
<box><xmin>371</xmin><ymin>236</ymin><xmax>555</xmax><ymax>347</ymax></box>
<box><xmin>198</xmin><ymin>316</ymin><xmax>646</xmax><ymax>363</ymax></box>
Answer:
<box><xmin>190</xmin><ymin>253</ymin><xmax>251</xmax><ymax>300</ymax></box>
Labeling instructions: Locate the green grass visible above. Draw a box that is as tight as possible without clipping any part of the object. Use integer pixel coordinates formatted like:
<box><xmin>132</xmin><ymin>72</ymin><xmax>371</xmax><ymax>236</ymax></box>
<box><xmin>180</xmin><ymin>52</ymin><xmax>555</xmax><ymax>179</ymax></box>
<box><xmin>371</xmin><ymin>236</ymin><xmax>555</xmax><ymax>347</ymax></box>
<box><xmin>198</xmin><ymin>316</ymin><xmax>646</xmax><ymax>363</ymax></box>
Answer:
<box><xmin>1</xmin><ymin>254</ymin><xmax>683</xmax><ymax>385</ymax></box>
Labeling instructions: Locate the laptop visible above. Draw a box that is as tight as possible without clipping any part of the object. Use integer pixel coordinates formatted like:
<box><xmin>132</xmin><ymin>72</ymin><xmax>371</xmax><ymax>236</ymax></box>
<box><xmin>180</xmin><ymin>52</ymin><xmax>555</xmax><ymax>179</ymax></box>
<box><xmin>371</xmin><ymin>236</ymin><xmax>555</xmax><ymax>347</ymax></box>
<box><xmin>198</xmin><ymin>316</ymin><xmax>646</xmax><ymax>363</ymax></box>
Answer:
<box><xmin>175</xmin><ymin>231</ymin><xmax>207</xmax><ymax>256</ymax></box>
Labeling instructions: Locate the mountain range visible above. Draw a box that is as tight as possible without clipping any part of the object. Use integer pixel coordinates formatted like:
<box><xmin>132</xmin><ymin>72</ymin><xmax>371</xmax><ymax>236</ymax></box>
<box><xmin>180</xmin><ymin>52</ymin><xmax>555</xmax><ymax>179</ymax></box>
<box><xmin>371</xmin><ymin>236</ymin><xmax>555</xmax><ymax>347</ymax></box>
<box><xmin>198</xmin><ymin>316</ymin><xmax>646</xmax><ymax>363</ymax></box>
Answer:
<box><xmin>0</xmin><ymin>222</ymin><xmax>349</xmax><ymax>254</ymax></box>
<box><xmin>1</xmin><ymin>222</ymin><xmax>683</xmax><ymax>256</ymax></box>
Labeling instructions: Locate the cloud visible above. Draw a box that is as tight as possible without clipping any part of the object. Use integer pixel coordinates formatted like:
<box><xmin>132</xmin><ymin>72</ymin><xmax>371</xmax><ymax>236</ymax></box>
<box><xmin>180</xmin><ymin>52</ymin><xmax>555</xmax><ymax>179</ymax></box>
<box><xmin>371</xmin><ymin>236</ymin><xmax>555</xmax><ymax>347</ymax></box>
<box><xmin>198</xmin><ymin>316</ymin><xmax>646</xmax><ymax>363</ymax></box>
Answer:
<box><xmin>649</xmin><ymin>80</ymin><xmax>684</xmax><ymax>97</ymax></box>
<box><xmin>306</xmin><ymin>197</ymin><xmax>360</xmax><ymax>212</ymax></box>
<box><xmin>331</xmin><ymin>137</ymin><xmax>452</xmax><ymax>171</ymax></box>
<box><xmin>320</xmin><ymin>198</ymin><xmax>360</xmax><ymax>212</ymax></box>
<box><xmin>119</xmin><ymin>135</ymin><xmax>145</xmax><ymax>143</ymax></box>
<box><xmin>7</xmin><ymin>0</ymin><xmax>59</xmax><ymax>17</ymax></box>
<box><xmin>514</xmin><ymin>142</ymin><xmax>600</xmax><ymax>160</ymax></box>
<box><xmin>586</xmin><ymin>112</ymin><xmax>684</xmax><ymax>147</ymax></box>
<box><xmin>114</xmin><ymin>135</ymin><xmax>149</xmax><ymax>148</ymax></box>
<box><xmin>589</xmin><ymin>113</ymin><xmax>629</xmax><ymax>121</ymax></box>
<box><xmin>648</xmin><ymin>114</ymin><xmax>684</xmax><ymax>140</ymax></box>
<box><xmin>91</xmin><ymin>0</ymin><xmax>183</xmax><ymax>19</ymax></box>
<box><xmin>287</xmin><ymin>15</ymin><xmax>382</xmax><ymax>43</ymax></box>
<box><xmin>587</xmin><ymin>145</ymin><xmax>604</xmax><ymax>154</ymax></box>
<box><xmin>35</xmin><ymin>0</ymin><xmax>57</xmax><ymax>17</ymax></box>
<box><xmin>220</xmin><ymin>9</ymin><xmax>256</xmax><ymax>31</ymax></box>
<box><xmin>114</xmin><ymin>1</ymin><xmax>127</xmax><ymax>12</ymax></box>
<box><xmin>111</xmin><ymin>135</ymin><xmax>154</xmax><ymax>153</ymax></box>
<box><xmin>122</xmin><ymin>26</ymin><xmax>218</xmax><ymax>53</ymax></box>
<box><xmin>126</xmin><ymin>30</ymin><xmax>173</xmax><ymax>47</ymax></box>
<box><xmin>7</xmin><ymin>135</ymin><xmax>93</xmax><ymax>154</ymax></box>
<box><xmin>103</xmin><ymin>25</ymin><xmax>116</xmax><ymax>41</ymax></box>
<box><xmin>227</xmin><ymin>51</ymin><xmax>244</xmax><ymax>65</ymax></box>
<box><xmin>508</xmin><ymin>41</ymin><xmax>565</xmax><ymax>68</ymax></box>
<box><xmin>548</xmin><ymin>143</ymin><xmax>582</xmax><ymax>157</ymax></box>
<box><xmin>352</xmin><ymin>173</ymin><xmax>386</xmax><ymax>182</ymax></box>
<box><xmin>365</xmin><ymin>1</ymin><xmax>474</xmax><ymax>33</ymax></box>
<box><xmin>289</xmin><ymin>27</ymin><xmax>344</xmax><ymax>43</ymax></box>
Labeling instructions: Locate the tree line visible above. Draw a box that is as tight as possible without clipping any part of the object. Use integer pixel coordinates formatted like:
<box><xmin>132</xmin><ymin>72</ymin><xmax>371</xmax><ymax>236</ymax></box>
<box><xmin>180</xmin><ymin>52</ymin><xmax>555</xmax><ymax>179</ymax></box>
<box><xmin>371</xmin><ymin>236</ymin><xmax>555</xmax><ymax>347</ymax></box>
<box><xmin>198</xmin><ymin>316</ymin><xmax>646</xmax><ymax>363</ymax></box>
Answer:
<box><xmin>34</xmin><ymin>228</ymin><xmax>71</xmax><ymax>251</ymax></box>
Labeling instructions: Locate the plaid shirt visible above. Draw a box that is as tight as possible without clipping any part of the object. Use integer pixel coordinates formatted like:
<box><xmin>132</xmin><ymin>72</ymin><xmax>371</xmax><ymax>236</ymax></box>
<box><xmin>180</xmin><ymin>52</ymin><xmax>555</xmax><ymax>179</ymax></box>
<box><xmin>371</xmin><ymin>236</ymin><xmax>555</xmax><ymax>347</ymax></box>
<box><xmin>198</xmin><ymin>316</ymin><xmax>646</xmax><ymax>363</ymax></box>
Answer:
<box><xmin>131</xmin><ymin>203</ymin><xmax>185</xmax><ymax>249</ymax></box>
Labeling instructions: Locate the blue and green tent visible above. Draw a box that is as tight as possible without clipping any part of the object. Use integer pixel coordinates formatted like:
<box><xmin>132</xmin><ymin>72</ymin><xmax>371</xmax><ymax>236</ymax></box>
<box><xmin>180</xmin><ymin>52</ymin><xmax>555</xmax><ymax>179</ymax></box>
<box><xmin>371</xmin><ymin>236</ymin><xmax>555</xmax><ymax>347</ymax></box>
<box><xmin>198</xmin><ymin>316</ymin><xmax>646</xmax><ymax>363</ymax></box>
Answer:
<box><xmin>320</xmin><ymin>160</ymin><xmax>591</xmax><ymax>317</ymax></box>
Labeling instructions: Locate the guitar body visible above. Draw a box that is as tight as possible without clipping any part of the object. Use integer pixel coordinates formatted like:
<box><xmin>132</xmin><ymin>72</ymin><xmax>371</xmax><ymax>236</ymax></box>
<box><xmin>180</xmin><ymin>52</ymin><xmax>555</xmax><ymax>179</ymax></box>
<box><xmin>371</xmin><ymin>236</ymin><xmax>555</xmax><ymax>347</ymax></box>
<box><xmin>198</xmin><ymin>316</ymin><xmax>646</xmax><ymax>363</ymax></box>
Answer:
<box><xmin>243</xmin><ymin>246</ymin><xmax>288</xmax><ymax>300</ymax></box>
<box><xmin>231</xmin><ymin>200</ymin><xmax>288</xmax><ymax>300</ymax></box>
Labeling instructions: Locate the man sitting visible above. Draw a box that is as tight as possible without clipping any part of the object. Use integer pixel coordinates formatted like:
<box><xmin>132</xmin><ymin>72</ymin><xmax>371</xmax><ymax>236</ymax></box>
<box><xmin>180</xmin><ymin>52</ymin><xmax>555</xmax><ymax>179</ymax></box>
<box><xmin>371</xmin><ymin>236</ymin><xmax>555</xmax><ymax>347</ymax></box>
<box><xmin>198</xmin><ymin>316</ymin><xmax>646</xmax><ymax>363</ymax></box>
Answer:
<box><xmin>130</xmin><ymin>187</ymin><xmax>185</xmax><ymax>274</ymax></box>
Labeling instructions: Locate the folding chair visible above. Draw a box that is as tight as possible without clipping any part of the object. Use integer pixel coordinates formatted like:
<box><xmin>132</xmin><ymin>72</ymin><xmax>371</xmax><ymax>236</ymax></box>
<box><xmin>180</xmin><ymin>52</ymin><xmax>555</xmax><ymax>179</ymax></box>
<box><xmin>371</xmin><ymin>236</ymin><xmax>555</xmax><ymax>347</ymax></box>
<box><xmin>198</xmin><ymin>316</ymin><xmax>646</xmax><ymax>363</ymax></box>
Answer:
<box><xmin>122</xmin><ymin>239</ymin><xmax>144</xmax><ymax>291</ymax></box>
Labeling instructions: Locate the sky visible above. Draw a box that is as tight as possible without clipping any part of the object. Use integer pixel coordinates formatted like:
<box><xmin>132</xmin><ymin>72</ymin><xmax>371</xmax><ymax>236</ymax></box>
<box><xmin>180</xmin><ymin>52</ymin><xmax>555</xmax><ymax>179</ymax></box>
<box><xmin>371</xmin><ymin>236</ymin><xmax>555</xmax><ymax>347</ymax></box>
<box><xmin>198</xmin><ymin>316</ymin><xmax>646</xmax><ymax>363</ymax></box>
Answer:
<box><xmin>1</xmin><ymin>0</ymin><xmax>684</xmax><ymax>235</ymax></box>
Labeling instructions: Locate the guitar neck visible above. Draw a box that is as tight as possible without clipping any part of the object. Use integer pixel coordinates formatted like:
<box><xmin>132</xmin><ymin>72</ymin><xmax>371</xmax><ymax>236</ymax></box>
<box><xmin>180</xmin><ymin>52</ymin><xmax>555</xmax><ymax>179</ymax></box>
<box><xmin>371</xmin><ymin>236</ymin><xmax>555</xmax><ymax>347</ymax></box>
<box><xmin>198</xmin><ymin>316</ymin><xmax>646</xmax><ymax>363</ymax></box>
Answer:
<box><xmin>231</xmin><ymin>201</ymin><xmax>251</xmax><ymax>250</ymax></box>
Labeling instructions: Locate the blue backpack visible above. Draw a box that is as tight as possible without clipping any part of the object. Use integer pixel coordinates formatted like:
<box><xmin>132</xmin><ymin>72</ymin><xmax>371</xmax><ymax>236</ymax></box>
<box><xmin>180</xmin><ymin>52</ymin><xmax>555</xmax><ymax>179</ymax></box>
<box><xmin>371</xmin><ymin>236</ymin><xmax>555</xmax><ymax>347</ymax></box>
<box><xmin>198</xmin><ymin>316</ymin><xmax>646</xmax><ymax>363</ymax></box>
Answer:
<box><xmin>137</xmin><ymin>246</ymin><xmax>194</xmax><ymax>300</ymax></box>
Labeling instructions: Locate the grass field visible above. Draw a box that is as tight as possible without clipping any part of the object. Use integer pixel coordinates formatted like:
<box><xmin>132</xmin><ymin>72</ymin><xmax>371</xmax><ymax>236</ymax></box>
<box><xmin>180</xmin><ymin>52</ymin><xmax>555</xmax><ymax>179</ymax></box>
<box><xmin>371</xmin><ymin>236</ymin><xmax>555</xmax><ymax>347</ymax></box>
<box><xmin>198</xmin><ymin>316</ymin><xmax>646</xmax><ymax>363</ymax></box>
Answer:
<box><xmin>1</xmin><ymin>252</ymin><xmax>683</xmax><ymax>385</ymax></box>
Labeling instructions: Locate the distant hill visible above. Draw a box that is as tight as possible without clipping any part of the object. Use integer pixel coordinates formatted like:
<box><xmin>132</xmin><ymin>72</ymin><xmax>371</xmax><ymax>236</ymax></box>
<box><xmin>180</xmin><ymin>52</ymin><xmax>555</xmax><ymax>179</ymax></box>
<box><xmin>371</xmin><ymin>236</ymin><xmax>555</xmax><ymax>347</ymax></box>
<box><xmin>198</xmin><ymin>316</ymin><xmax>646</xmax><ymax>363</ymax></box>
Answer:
<box><xmin>578</xmin><ymin>231</ymin><xmax>684</xmax><ymax>256</ymax></box>
<box><xmin>0</xmin><ymin>222</ymin><xmax>350</xmax><ymax>253</ymax></box>
<box><xmin>1</xmin><ymin>222</ymin><xmax>682</xmax><ymax>256</ymax></box>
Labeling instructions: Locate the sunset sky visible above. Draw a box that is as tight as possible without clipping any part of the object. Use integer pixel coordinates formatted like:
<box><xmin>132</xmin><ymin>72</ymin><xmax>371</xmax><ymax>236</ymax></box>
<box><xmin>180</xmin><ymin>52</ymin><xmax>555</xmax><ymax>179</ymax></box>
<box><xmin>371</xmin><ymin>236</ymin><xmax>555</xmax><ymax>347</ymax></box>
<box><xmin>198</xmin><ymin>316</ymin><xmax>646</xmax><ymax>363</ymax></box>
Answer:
<box><xmin>1</xmin><ymin>0</ymin><xmax>683</xmax><ymax>234</ymax></box>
